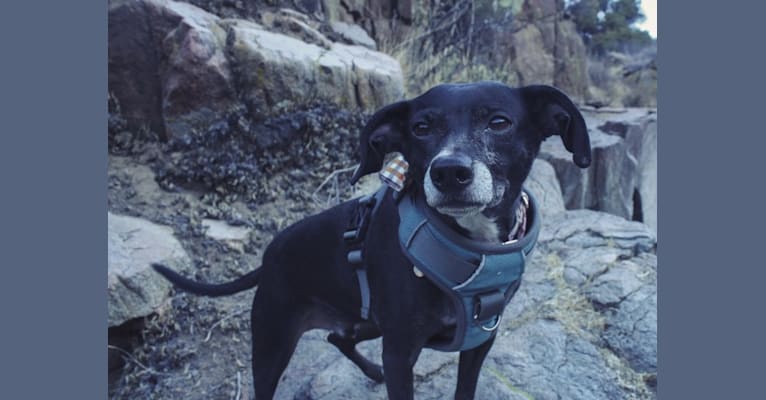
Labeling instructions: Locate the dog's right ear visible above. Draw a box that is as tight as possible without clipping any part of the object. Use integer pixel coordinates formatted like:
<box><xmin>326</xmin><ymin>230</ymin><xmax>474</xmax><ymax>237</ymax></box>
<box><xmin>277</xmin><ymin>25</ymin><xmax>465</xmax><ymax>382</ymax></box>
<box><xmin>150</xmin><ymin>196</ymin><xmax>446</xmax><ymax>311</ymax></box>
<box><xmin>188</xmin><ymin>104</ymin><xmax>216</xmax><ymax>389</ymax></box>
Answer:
<box><xmin>349</xmin><ymin>100</ymin><xmax>410</xmax><ymax>184</ymax></box>
<box><xmin>521</xmin><ymin>85</ymin><xmax>591</xmax><ymax>168</ymax></box>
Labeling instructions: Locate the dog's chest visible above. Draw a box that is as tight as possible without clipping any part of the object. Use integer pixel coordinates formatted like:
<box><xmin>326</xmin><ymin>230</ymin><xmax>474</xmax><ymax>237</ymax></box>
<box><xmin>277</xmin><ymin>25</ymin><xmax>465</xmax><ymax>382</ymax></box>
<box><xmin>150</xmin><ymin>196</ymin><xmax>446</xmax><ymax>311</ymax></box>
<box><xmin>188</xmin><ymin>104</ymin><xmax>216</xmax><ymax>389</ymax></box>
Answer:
<box><xmin>455</xmin><ymin>213</ymin><xmax>500</xmax><ymax>242</ymax></box>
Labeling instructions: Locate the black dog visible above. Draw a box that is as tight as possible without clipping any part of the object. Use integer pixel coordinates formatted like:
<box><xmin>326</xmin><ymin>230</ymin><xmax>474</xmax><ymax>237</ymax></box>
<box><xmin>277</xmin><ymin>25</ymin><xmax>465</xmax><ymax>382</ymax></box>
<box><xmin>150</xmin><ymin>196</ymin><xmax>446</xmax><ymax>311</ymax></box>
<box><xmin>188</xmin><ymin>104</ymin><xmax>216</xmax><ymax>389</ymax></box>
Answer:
<box><xmin>154</xmin><ymin>82</ymin><xmax>591</xmax><ymax>399</ymax></box>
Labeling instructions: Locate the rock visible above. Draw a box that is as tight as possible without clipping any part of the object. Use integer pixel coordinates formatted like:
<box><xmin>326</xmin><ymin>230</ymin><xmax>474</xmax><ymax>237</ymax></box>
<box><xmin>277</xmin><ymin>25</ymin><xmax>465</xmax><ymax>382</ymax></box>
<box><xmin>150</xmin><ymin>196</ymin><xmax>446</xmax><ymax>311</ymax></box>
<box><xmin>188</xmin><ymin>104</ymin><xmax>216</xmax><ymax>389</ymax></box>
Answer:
<box><xmin>108</xmin><ymin>0</ymin><xmax>404</xmax><ymax>140</ymax></box>
<box><xmin>565</xmin><ymin>247</ymin><xmax>635</xmax><ymax>290</ymax></box>
<box><xmin>201</xmin><ymin>218</ymin><xmax>251</xmax><ymax>252</ymax></box>
<box><xmin>330</xmin><ymin>21</ymin><xmax>377</xmax><ymax>49</ymax></box>
<box><xmin>261</xmin><ymin>9</ymin><xmax>333</xmax><ymax>49</ymax></box>
<box><xmin>491</xmin><ymin>319</ymin><xmax>626</xmax><ymax>400</ymax></box>
<box><xmin>201</xmin><ymin>219</ymin><xmax>250</xmax><ymax>241</ymax></box>
<box><xmin>525</xmin><ymin>159</ymin><xmax>566</xmax><ymax>221</ymax></box>
<box><xmin>631</xmin><ymin>116</ymin><xmax>657</xmax><ymax>231</ymax></box>
<box><xmin>539</xmin><ymin>127</ymin><xmax>626</xmax><ymax>216</ymax></box>
<box><xmin>108</xmin><ymin>0</ymin><xmax>237</xmax><ymax>140</ymax></box>
<box><xmin>487</xmin><ymin>209</ymin><xmax>657</xmax><ymax>398</ymax></box>
<box><xmin>108</xmin><ymin>212</ymin><xmax>190</xmax><ymax>327</ymax></box>
<box><xmin>470</xmin><ymin>0</ymin><xmax>588</xmax><ymax>101</ymax></box>
<box><xmin>536</xmin><ymin>209</ymin><xmax>657</xmax><ymax>379</ymax></box>
<box><xmin>602</xmin><ymin>269</ymin><xmax>657</xmax><ymax>373</ymax></box>
<box><xmin>225</xmin><ymin>19</ymin><xmax>403</xmax><ymax>120</ymax></box>
<box><xmin>539</xmin><ymin>108</ymin><xmax>657</xmax><ymax>231</ymax></box>
<box><xmin>584</xmin><ymin>256</ymin><xmax>649</xmax><ymax>307</ymax></box>
<box><xmin>159</xmin><ymin>3</ymin><xmax>237</xmax><ymax>139</ymax></box>
<box><xmin>323</xmin><ymin>0</ymin><xmax>413</xmax><ymax>44</ymax></box>
<box><xmin>512</xmin><ymin>24</ymin><xmax>555</xmax><ymax>87</ymax></box>
<box><xmin>595</xmin><ymin>111</ymin><xmax>657</xmax><ymax>231</ymax></box>
<box><xmin>539</xmin><ymin>209</ymin><xmax>656</xmax><ymax>253</ymax></box>
<box><xmin>552</xmin><ymin>17</ymin><xmax>590</xmax><ymax>103</ymax></box>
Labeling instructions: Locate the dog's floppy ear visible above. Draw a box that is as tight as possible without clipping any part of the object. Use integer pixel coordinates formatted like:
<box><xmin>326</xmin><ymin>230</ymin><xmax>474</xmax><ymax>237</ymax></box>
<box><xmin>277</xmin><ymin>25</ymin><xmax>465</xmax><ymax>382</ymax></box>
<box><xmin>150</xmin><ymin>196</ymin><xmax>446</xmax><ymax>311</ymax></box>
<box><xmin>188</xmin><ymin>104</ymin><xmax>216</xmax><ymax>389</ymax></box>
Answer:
<box><xmin>349</xmin><ymin>100</ymin><xmax>410</xmax><ymax>184</ymax></box>
<box><xmin>521</xmin><ymin>85</ymin><xmax>591</xmax><ymax>168</ymax></box>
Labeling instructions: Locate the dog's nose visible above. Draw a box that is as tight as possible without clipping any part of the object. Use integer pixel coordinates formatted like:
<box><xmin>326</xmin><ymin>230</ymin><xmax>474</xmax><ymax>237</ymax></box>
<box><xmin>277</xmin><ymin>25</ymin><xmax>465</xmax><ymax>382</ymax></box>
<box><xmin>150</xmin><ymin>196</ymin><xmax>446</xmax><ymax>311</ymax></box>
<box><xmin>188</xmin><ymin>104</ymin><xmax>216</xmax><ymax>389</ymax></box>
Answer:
<box><xmin>430</xmin><ymin>155</ymin><xmax>474</xmax><ymax>193</ymax></box>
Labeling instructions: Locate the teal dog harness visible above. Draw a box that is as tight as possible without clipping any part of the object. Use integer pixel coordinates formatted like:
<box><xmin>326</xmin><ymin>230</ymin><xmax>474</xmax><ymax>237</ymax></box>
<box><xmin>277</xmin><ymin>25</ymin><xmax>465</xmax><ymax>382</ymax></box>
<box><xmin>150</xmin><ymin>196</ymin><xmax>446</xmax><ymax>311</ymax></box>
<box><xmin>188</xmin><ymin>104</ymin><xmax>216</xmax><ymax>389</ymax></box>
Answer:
<box><xmin>346</xmin><ymin>185</ymin><xmax>540</xmax><ymax>352</ymax></box>
<box><xmin>397</xmin><ymin>190</ymin><xmax>540</xmax><ymax>351</ymax></box>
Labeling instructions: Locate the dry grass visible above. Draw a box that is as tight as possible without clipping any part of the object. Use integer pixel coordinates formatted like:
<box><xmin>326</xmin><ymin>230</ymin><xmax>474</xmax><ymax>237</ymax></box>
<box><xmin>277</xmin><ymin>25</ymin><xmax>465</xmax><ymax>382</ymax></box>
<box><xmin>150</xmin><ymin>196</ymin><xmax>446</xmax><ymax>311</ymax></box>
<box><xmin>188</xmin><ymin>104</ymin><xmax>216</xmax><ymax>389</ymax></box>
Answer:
<box><xmin>586</xmin><ymin>46</ymin><xmax>657</xmax><ymax>108</ymax></box>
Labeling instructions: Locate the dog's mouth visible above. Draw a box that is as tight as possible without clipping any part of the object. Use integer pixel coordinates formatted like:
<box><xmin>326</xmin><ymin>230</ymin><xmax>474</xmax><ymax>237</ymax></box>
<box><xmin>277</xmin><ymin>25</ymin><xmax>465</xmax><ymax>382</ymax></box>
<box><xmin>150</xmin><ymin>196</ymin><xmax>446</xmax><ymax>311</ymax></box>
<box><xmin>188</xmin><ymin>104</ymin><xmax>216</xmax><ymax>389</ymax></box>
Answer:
<box><xmin>432</xmin><ymin>201</ymin><xmax>487</xmax><ymax>217</ymax></box>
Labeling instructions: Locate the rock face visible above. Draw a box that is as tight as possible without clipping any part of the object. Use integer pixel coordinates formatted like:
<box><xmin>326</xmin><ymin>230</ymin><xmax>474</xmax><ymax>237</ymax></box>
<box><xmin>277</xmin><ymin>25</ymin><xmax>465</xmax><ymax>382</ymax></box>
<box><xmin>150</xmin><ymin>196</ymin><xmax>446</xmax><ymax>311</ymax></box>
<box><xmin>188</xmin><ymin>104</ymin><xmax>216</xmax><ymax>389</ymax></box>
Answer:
<box><xmin>330</xmin><ymin>21</ymin><xmax>377</xmax><ymax>49</ymax></box>
<box><xmin>506</xmin><ymin>0</ymin><xmax>589</xmax><ymax>100</ymax></box>
<box><xmin>525</xmin><ymin>159</ymin><xmax>566</xmax><ymax>221</ymax></box>
<box><xmin>539</xmin><ymin>108</ymin><xmax>657</xmax><ymax>232</ymax></box>
<box><xmin>108</xmin><ymin>0</ymin><xmax>404</xmax><ymax>139</ymax></box>
<box><xmin>108</xmin><ymin>212</ymin><xmax>190</xmax><ymax>327</ymax></box>
<box><xmin>323</xmin><ymin>0</ymin><xmax>589</xmax><ymax>101</ymax></box>
<box><xmin>225</xmin><ymin>19</ymin><xmax>403</xmax><ymax>120</ymax></box>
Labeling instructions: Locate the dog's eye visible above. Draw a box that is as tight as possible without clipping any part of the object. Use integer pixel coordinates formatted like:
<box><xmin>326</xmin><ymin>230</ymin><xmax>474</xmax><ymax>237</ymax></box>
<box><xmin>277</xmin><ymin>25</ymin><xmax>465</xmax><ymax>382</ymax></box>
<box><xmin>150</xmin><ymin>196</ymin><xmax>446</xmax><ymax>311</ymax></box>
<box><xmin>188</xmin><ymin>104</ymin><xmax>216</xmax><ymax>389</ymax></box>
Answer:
<box><xmin>488</xmin><ymin>116</ymin><xmax>512</xmax><ymax>131</ymax></box>
<box><xmin>412</xmin><ymin>122</ymin><xmax>430</xmax><ymax>137</ymax></box>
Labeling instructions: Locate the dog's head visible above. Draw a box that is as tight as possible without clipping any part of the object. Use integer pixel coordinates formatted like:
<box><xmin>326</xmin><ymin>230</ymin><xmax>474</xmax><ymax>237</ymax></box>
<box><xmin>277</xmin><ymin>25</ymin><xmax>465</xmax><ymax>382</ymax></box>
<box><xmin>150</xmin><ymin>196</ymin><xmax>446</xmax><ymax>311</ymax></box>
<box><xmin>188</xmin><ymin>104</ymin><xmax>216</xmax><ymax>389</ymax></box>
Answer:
<box><xmin>350</xmin><ymin>82</ymin><xmax>590</xmax><ymax>240</ymax></box>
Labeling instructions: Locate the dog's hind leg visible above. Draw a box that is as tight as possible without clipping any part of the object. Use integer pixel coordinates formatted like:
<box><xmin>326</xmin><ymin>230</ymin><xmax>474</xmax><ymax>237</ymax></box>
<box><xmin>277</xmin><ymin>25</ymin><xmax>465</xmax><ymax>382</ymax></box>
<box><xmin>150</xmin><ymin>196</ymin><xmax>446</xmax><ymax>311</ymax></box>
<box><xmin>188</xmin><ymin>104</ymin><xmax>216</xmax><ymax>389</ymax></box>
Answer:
<box><xmin>454</xmin><ymin>334</ymin><xmax>496</xmax><ymax>400</ymax></box>
<box><xmin>327</xmin><ymin>322</ymin><xmax>384</xmax><ymax>383</ymax></box>
<box><xmin>249</xmin><ymin>290</ymin><xmax>307</xmax><ymax>399</ymax></box>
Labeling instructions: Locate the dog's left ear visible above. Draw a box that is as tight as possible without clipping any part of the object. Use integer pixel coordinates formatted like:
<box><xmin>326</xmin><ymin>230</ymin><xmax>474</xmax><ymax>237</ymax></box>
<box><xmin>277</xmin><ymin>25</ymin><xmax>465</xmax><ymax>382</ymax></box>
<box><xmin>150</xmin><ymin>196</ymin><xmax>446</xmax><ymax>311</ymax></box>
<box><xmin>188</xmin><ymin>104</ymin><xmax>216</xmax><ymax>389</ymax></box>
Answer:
<box><xmin>350</xmin><ymin>100</ymin><xmax>410</xmax><ymax>184</ymax></box>
<box><xmin>521</xmin><ymin>85</ymin><xmax>591</xmax><ymax>168</ymax></box>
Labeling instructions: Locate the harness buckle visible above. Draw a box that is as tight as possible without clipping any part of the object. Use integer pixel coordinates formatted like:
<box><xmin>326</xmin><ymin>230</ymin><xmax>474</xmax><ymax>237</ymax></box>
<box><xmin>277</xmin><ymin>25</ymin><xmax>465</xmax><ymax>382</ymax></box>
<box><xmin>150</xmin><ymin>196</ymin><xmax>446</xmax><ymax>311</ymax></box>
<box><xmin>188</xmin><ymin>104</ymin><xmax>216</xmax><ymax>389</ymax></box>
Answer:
<box><xmin>347</xmin><ymin>249</ymin><xmax>363</xmax><ymax>266</ymax></box>
<box><xmin>480</xmin><ymin>315</ymin><xmax>502</xmax><ymax>332</ymax></box>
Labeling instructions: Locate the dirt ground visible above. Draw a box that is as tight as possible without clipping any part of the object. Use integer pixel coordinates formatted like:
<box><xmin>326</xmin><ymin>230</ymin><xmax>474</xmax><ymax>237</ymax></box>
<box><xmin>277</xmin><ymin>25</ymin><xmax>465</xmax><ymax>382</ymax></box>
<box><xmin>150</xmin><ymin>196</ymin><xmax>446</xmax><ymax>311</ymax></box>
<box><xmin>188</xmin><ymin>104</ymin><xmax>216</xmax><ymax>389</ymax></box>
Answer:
<box><xmin>107</xmin><ymin>103</ymin><xmax>372</xmax><ymax>398</ymax></box>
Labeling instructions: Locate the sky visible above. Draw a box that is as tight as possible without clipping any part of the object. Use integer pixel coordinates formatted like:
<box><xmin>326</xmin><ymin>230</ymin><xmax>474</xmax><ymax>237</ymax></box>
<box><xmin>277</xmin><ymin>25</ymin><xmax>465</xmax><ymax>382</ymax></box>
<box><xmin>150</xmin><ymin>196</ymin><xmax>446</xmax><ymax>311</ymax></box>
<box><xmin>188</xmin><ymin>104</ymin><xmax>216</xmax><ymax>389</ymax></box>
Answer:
<box><xmin>637</xmin><ymin>0</ymin><xmax>657</xmax><ymax>38</ymax></box>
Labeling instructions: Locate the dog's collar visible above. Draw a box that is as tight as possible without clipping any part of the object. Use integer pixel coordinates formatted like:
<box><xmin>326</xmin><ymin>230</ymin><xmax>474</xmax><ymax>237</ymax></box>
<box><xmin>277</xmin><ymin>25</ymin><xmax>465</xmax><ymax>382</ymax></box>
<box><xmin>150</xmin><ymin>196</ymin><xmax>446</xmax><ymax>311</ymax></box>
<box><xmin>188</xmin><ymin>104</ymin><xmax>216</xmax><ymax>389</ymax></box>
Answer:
<box><xmin>396</xmin><ymin>188</ymin><xmax>540</xmax><ymax>351</ymax></box>
<box><xmin>505</xmin><ymin>191</ymin><xmax>530</xmax><ymax>243</ymax></box>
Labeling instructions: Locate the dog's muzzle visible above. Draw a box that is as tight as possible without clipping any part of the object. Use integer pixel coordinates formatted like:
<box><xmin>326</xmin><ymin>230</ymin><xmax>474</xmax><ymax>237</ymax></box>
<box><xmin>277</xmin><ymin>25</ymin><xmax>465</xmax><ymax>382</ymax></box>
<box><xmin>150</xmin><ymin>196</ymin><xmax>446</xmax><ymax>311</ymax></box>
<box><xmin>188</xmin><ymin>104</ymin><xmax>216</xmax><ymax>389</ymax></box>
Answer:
<box><xmin>423</xmin><ymin>154</ymin><xmax>495</xmax><ymax>216</ymax></box>
<box><xmin>429</xmin><ymin>154</ymin><xmax>474</xmax><ymax>194</ymax></box>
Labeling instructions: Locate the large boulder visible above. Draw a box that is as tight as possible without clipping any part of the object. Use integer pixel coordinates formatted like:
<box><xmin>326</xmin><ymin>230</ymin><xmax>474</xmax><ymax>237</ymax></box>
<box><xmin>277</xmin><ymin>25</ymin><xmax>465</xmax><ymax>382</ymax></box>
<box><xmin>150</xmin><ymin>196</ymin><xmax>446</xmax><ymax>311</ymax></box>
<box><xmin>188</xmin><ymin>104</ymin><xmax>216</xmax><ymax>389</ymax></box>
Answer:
<box><xmin>108</xmin><ymin>212</ymin><xmax>190</xmax><ymax>327</ymax></box>
<box><xmin>539</xmin><ymin>108</ymin><xmax>657</xmax><ymax>232</ymax></box>
<box><xmin>224</xmin><ymin>19</ymin><xmax>403</xmax><ymax>121</ymax></box>
<box><xmin>108</xmin><ymin>0</ymin><xmax>404</xmax><ymax>139</ymax></box>
<box><xmin>108</xmin><ymin>0</ymin><xmax>237</xmax><ymax>140</ymax></box>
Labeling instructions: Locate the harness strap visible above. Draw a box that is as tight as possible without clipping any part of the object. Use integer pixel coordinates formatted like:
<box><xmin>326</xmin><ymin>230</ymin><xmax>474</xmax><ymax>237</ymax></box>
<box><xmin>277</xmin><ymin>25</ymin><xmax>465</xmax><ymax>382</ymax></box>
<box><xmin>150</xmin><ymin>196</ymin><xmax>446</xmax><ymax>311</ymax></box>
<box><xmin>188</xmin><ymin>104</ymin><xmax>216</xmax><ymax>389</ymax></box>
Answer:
<box><xmin>406</xmin><ymin>221</ymin><xmax>480</xmax><ymax>284</ymax></box>
<box><xmin>347</xmin><ymin>248</ymin><xmax>371</xmax><ymax>318</ymax></box>
<box><xmin>473</xmin><ymin>290</ymin><xmax>505</xmax><ymax>321</ymax></box>
<box><xmin>345</xmin><ymin>186</ymin><xmax>389</xmax><ymax>320</ymax></box>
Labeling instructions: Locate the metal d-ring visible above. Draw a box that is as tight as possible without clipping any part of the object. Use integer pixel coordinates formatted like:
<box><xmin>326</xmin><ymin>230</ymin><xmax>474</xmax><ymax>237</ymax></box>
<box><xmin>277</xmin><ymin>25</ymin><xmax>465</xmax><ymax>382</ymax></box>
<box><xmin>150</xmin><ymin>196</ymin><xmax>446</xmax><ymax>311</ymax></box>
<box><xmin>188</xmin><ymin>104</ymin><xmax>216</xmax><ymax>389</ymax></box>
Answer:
<box><xmin>480</xmin><ymin>315</ymin><xmax>502</xmax><ymax>332</ymax></box>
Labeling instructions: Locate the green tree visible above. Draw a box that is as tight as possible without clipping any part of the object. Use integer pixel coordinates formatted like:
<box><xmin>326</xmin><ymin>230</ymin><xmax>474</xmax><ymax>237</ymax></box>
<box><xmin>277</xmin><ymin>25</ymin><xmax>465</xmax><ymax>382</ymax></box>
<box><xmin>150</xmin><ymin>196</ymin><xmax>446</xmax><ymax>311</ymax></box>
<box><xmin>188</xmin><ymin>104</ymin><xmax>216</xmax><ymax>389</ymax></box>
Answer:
<box><xmin>567</xmin><ymin>0</ymin><xmax>654</xmax><ymax>55</ymax></box>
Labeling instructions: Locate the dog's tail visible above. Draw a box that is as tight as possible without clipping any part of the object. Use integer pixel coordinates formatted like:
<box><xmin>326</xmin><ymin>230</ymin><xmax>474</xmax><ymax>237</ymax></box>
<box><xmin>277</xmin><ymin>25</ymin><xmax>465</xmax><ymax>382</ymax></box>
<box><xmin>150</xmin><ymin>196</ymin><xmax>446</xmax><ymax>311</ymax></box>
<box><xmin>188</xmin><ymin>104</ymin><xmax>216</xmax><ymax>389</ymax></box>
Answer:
<box><xmin>152</xmin><ymin>264</ymin><xmax>262</xmax><ymax>297</ymax></box>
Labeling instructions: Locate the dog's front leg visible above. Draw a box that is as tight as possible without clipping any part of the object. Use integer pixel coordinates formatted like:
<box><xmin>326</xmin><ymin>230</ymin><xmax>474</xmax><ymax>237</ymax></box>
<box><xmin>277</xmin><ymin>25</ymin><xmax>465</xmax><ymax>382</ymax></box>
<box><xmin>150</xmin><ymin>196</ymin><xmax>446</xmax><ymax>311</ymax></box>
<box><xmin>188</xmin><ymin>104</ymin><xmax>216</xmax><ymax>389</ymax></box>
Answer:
<box><xmin>454</xmin><ymin>334</ymin><xmax>497</xmax><ymax>400</ymax></box>
<box><xmin>381</xmin><ymin>335</ymin><xmax>424</xmax><ymax>400</ymax></box>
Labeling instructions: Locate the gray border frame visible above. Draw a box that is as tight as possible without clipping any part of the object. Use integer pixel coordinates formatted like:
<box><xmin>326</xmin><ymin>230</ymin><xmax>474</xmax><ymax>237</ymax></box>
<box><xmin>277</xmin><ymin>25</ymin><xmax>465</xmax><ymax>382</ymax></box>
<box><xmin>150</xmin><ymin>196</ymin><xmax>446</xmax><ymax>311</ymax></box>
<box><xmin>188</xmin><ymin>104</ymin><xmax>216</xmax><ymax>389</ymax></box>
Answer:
<box><xmin>0</xmin><ymin>1</ymin><xmax>106</xmax><ymax>398</ymax></box>
<box><xmin>1</xmin><ymin>0</ymin><xmax>763</xmax><ymax>398</ymax></box>
<box><xmin>659</xmin><ymin>2</ymin><xmax>766</xmax><ymax>399</ymax></box>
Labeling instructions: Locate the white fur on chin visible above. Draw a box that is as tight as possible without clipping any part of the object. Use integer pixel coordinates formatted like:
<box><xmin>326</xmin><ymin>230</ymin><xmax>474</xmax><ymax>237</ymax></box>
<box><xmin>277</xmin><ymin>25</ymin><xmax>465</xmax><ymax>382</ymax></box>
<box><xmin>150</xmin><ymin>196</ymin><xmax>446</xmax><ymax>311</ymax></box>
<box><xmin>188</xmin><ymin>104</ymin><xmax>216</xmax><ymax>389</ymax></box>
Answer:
<box><xmin>455</xmin><ymin>213</ymin><xmax>500</xmax><ymax>242</ymax></box>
